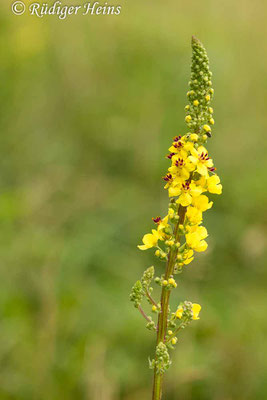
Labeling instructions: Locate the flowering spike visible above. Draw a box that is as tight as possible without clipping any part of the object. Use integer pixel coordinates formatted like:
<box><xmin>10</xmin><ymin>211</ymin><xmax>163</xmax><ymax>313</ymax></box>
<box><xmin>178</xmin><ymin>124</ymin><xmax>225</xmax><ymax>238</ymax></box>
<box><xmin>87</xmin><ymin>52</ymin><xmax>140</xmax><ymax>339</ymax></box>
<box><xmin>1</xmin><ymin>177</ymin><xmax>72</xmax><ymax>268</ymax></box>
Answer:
<box><xmin>131</xmin><ymin>37</ymin><xmax>222</xmax><ymax>400</ymax></box>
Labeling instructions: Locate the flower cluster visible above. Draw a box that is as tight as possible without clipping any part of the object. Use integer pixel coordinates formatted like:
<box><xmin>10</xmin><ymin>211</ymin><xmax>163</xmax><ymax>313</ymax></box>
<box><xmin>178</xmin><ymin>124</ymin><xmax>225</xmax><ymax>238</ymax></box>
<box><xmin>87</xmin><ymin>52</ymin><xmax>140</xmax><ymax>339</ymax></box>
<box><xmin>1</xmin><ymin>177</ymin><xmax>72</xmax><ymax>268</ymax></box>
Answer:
<box><xmin>130</xmin><ymin>37</ymin><xmax>222</xmax><ymax>383</ymax></box>
<box><xmin>138</xmin><ymin>132</ymin><xmax>222</xmax><ymax>265</ymax></box>
<box><xmin>138</xmin><ymin>37</ymin><xmax>222</xmax><ymax>270</ymax></box>
<box><xmin>149</xmin><ymin>342</ymin><xmax>172</xmax><ymax>374</ymax></box>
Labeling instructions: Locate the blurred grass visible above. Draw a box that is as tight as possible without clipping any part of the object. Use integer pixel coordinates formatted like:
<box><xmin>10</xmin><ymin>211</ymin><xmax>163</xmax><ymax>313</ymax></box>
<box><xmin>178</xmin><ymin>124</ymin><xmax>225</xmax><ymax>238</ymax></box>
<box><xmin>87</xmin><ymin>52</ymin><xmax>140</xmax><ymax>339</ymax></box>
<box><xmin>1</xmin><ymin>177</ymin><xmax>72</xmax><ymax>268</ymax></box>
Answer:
<box><xmin>0</xmin><ymin>0</ymin><xmax>266</xmax><ymax>399</ymax></box>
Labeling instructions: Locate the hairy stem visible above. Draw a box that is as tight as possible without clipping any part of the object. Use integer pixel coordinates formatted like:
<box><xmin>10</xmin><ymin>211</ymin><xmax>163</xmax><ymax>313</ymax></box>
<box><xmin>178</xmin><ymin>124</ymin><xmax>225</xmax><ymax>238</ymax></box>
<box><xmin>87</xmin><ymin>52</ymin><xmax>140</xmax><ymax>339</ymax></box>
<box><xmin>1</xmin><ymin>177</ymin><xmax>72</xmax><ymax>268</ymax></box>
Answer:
<box><xmin>138</xmin><ymin>305</ymin><xmax>150</xmax><ymax>322</ymax></box>
<box><xmin>152</xmin><ymin>205</ymin><xmax>186</xmax><ymax>400</ymax></box>
<box><xmin>145</xmin><ymin>289</ymin><xmax>158</xmax><ymax>307</ymax></box>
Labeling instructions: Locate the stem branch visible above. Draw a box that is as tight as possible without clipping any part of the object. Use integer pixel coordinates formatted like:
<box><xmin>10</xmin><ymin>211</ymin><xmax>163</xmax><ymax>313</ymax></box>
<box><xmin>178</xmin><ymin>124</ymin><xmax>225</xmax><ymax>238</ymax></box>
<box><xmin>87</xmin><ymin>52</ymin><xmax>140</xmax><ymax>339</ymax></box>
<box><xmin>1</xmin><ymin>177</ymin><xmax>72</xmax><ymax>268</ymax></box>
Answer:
<box><xmin>145</xmin><ymin>289</ymin><xmax>158</xmax><ymax>307</ymax></box>
<box><xmin>138</xmin><ymin>305</ymin><xmax>150</xmax><ymax>322</ymax></box>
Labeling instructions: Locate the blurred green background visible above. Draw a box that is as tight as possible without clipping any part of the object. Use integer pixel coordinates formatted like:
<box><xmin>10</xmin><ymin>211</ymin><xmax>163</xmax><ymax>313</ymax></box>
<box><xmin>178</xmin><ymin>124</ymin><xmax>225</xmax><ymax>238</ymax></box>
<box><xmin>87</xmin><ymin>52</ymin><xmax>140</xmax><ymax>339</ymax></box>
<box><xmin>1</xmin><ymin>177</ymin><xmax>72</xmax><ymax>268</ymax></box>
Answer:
<box><xmin>0</xmin><ymin>0</ymin><xmax>267</xmax><ymax>399</ymax></box>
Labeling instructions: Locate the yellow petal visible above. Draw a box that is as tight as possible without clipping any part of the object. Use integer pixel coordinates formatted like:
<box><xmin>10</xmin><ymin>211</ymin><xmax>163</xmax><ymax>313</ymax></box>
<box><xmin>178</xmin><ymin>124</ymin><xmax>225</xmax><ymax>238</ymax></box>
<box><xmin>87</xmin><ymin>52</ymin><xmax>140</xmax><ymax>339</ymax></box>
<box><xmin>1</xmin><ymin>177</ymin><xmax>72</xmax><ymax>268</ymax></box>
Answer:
<box><xmin>137</xmin><ymin>244</ymin><xmax>149</xmax><ymax>250</ymax></box>
<box><xmin>168</xmin><ymin>186</ymin><xmax>181</xmax><ymax>197</ymax></box>
<box><xmin>175</xmin><ymin>307</ymin><xmax>183</xmax><ymax>319</ymax></box>
<box><xmin>194</xmin><ymin>240</ymin><xmax>208</xmax><ymax>252</ymax></box>
<box><xmin>192</xmin><ymin>303</ymin><xmax>201</xmax><ymax>320</ymax></box>
<box><xmin>188</xmin><ymin>155</ymin><xmax>198</xmax><ymax>165</ymax></box>
<box><xmin>184</xmin><ymin>257</ymin><xmax>194</xmax><ymax>265</ymax></box>
<box><xmin>209</xmin><ymin>183</ymin><xmax>222</xmax><ymax>194</ymax></box>
<box><xmin>208</xmin><ymin>175</ymin><xmax>220</xmax><ymax>185</ymax></box>
<box><xmin>196</xmin><ymin>226</ymin><xmax>208</xmax><ymax>240</ymax></box>
<box><xmin>190</xmin><ymin>184</ymin><xmax>202</xmax><ymax>197</ymax></box>
<box><xmin>141</xmin><ymin>232</ymin><xmax>159</xmax><ymax>248</ymax></box>
<box><xmin>206</xmin><ymin>159</ymin><xmax>213</xmax><ymax>168</ymax></box>
<box><xmin>198</xmin><ymin>146</ymin><xmax>208</xmax><ymax>154</ymax></box>
<box><xmin>192</xmin><ymin>195</ymin><xmax>213</xmax><ymax>212</ymax></box>
<box><xmin>197</xmin><ymin>163</ymin><xmax>208</xmax><ymax>177</ymax></box>
<box><xmin>186</xmin><ymin>206</ymin><xmax>203</xmax><ymax>224</ymax></box>
<box><xmin>178</xmin><ymin>192</ymin><xmax>192</xmax><ymax>207</ymax></box>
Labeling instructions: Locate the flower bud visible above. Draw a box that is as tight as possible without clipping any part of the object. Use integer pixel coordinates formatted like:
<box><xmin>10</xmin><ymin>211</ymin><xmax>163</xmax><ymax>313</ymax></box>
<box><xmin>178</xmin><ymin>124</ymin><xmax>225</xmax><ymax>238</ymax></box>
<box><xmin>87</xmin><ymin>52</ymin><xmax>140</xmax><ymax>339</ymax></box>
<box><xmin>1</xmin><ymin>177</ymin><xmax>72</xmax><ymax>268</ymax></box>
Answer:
<box><xmin>165</xmin><ymin>240</ymin><xmax>174</xmax><ymax>247</ymax></box>
<box><xmin>209</xmin><ymin>118</ymin><xmax>215</xmax><ymax>125</ymax></box>
<box><xmin>190</xmin><ymin>133</ymin><xmax>199</xmax><ymax>142</ymax></box>
<box><xmin>168</xmin><ymin>278</ymin><xmax>177</xmax><ymax>287</ymax></box>
<box><xmin>203</xmin><ymin>124</ymin><xmax>211</xmax><ymax>132</ymax></box>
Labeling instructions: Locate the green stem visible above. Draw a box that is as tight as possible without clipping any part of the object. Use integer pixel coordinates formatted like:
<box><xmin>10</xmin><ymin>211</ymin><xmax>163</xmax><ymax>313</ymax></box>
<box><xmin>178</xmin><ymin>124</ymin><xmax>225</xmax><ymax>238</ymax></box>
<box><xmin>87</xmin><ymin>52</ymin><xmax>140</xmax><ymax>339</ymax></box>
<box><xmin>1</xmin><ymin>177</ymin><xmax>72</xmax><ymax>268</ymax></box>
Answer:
<box><xmin>152</xmin><ymin>205</ymin><xmax>186</xmax><ymax>400</ymax></box>
<box><xmin>152</xmin><ymin>370</ymin><xmax>163</xmax><ymax>400</ymax></box>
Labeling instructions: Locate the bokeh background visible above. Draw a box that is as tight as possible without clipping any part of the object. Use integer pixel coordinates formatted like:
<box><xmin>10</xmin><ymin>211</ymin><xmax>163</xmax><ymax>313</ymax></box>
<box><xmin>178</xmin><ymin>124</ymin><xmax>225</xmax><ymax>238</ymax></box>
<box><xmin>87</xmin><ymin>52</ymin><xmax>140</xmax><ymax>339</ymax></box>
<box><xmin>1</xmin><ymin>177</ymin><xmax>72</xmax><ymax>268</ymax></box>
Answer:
<box><xmin>0</xmin><ymin>0</ymin><xmax>267</xmax><ymax>399</ymax></box>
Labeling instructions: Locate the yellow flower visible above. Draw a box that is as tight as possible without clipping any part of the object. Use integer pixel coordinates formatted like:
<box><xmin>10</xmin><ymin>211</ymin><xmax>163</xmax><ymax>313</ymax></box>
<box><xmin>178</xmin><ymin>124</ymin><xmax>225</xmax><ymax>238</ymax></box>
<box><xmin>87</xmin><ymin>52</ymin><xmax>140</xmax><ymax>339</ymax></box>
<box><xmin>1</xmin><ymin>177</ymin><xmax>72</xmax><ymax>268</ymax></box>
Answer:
<box><xmin>193</xmin><ymin>100</ymin><xmax>199</xmax><ymax>106</ymax></box>
<box><xmin>171</xmin><ymin>337</ymin><xmax>177</xmax><ymax>345</ymax></box>
<box><xmin>209</xmin><ymin>118</ymin><xmax>215</xmax><ymax>125</ymax></box>
<box><xmin>207</xmin><ymin>175</ymin><xmax>222</xmax><ymax>194</ymax></box>
<box><xmin>188</xmin><ymin>145</ymin><xmax>213</xmax><ymax>177</ymax></box>
<box><xmin>152</xmin><ymin>305</ymin><xmax>157</xmax><ymax>312</ymax></box>
<box><xmin>168</xmin><ymin>155</ymin><xmax>195</xmax><ymax>181</ymax></box>
<box><xmin>138</xmin><ymin>229</ymin><xmax>162</xmax><ymax>250</ymax></box>
<box><xmin>157</xmin><ymin>216</ymin><xmax>169</xmax><ymax>231</ymax></box>
<box><xmin>168</xmin><ymin>330</ymin><xmax>173</xmax><ymax>335</ymax></box>
<box><xmin>186</xmin><ymin>206</ymin><xmax>203</xmax><ymax>225</ymax></box>
<box><xmin>208</xmin><ymin>107</ymin><xmax>213</xmax><ymax>114</ymax></box>
<box><xmin>185</xmin><ymin>115</ymin><xmax>192</xmax><ymax>123</ymax></box>
<box><xmin>162</xmin><ymin>280</ymin><xmax>168</xmax><ymax>286</ymax></box>
<box><xmin>205</xmin><ymin>94</ymin><xmax>210</xmax><ymax>102</ymax></box>
<box><xmin>186</xmin><ymin>225</ymin><xmax>208</xmax><ymax>252</ymax></box>
<box><xmin>191</xmin><ymin>195</ymin><xmax>213</xmax><ymax>212</ymax></box>
<box><xmin>170</xmin><ymin>182</ymin><xmax>202</xmax><ymax>206</ymax></box>
<box><xmin>192</xmin><ymin>303</ymin><xmax>201</xmax><ymax>320</ymax></box>
<box><xmin>175</xmin><ymin>306</ymin><xmax>183</xmax><ymax>319</ymax></box>
<box><xmin>168</xmin><ymin>136</ymin><xmax>193</xmax><ymax>157</ymax></box>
